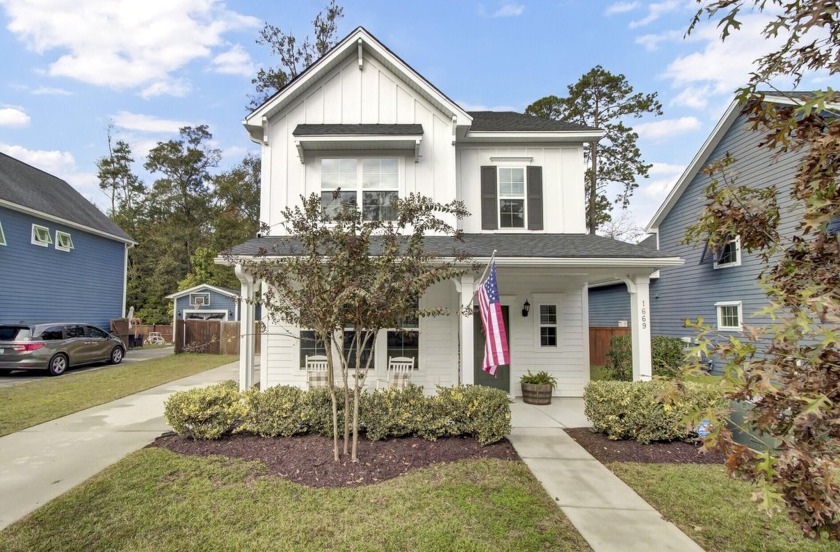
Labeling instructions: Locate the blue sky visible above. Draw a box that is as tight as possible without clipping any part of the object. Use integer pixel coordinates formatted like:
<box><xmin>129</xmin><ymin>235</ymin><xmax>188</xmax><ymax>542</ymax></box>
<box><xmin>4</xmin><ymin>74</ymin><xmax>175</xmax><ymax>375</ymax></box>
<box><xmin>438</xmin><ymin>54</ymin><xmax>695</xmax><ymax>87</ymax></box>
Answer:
<box><xmin>0</xmin><ymin>1</ymin><xmax>826</xmax><ymax>231</ymax></box>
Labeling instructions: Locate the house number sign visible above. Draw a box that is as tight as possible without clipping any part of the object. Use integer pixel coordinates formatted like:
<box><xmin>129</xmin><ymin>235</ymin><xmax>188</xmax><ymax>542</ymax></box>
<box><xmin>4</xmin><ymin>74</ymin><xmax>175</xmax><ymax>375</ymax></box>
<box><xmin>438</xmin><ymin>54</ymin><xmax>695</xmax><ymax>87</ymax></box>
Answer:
<box><xmin>641</xmin><ymin>300</ymin><xmax>647</xmax><ymax>330</ymax></box>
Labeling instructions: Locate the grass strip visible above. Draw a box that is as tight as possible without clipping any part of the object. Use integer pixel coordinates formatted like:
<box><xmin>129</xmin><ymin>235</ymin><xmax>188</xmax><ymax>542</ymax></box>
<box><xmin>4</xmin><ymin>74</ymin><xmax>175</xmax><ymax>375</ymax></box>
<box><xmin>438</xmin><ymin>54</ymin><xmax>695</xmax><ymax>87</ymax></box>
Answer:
<box><xmin>610</xmin><ymin>462</ymin><xmax>840</xmax><ymax>552</ymax></box>
<box><xmin>0</xmin><ymin>354</ymin><xmax>237</xmax><ymax>437</ymax></box>
<box><xmin>0</xmin><ymin>449</ymin><xmax>591</xmax><ymax>551</ymax></box>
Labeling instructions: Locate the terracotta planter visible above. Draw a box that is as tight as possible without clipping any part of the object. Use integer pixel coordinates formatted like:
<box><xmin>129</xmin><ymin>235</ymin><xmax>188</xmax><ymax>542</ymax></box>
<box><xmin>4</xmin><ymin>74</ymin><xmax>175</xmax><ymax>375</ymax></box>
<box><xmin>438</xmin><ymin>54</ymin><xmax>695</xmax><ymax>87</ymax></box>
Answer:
<box><xmin>521</xmin><ymin>383</ymin><xmax>553</xmax><ymax>405</ymax></box>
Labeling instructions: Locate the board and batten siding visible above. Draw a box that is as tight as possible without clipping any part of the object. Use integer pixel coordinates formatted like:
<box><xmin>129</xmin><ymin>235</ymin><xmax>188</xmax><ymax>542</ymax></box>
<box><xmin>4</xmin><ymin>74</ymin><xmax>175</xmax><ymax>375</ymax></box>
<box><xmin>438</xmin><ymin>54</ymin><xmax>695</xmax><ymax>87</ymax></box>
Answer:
<box><xmin>588</xmin><ymin>283</ymin><xmax>632</xmax><ymax>327</ymax></box>
<box><xmin>652</xmin><ymin>112</ymin><xmax>803</xmax><ymax>338</ymax></box>
<box><xmin>456</xmin><ymin>145</ymin><xmax>586</xmax><ymax>233</ymax></box>
<box><xmin>260</xmin><ymin>54</ymin><xmax>458</xmax><ymax>235</ymax></box>
<box><xmin>0</xmin><ymin>206</ymin><xmax>126</xmax><ymax>328</ymax></box>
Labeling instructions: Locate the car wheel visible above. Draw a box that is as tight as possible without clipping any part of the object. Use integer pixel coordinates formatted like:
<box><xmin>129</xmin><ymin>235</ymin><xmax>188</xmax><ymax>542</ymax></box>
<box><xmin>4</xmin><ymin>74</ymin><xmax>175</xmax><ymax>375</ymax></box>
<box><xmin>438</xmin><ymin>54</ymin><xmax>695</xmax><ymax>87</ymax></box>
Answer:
<box><xmin>109</xmin><ymin>346</ymin><xmax>124</xmax><ymax>365</ymax></box>
<box><xmin>48</xmin><ymin>354</ymin><xmax>68</xmax><ymax>376</ymax></box>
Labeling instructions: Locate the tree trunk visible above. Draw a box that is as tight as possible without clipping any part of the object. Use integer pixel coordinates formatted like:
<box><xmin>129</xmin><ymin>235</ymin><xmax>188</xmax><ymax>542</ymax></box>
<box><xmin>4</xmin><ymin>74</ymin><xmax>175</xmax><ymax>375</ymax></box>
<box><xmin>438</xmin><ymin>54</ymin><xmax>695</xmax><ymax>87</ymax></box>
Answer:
<box><xmin>324</xmin><ymin>340</ymin><xmax>340</xmax><ymax>462</ymax></box>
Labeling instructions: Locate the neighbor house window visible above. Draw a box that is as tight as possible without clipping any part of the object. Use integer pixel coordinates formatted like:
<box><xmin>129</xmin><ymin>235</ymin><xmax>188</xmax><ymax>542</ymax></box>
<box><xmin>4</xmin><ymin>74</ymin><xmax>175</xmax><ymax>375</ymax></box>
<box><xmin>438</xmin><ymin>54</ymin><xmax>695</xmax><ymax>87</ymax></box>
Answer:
<box><xmin>714</xmin><ymin>236</ymin><xmax>741</xmax><ymax>268</ymax></box>
<box><xmin>387</xmin><ymin>302</ymin><xmax>420</xmax><ymax>368</ymax></box>
<box><xmin>539</xmin><ymin>304</ymin><xmax>558</xmax><ymax>347</ymax></box>
<box><xmin>55</xmin><ymin>231</ymin><xmax>74</xmax><ymax>252</ymax></box>
<box><xmin>716</xmin><ymin>301</ymin><xmax>742</xmax><ymax>331</ymax></box>
<box><xmin>0</xmin><ymin>220</ymin><xmax>5</xmax><ymax>246</ymax></box>
<box><xmin>321</xmin><ymin>158</ymin><xmax>399</xmax><ymax>221</ymax></box>
<box><xmin>31</xmin><ymin>224</ymin><xmax>51</xmax><ymax>247</ymax></box>
<box><xmin>498</xmin><ymin>167</ymin><xmax>526</xmax><ymax>228</ymax></box>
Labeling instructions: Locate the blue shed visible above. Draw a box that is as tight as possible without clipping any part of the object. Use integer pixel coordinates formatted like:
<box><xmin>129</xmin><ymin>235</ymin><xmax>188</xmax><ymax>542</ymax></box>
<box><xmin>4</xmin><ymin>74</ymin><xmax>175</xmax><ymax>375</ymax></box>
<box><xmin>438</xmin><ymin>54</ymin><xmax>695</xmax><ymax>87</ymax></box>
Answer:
<box><xmin>166</xmin><ymin>284</ymin><xmax>242</xmax><ymax>322</ymax></box>
<box><xmin>0</xmin><ymin>152</ymin><xmax>134</xmax><ymax>329</ymax></box>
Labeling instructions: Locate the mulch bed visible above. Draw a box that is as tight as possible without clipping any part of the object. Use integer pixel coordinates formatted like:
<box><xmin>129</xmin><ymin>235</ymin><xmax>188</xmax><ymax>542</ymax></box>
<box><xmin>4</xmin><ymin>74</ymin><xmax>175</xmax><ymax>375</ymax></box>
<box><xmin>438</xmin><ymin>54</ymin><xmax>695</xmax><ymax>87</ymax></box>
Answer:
<box><xmin>150</xmin><ymin>432</ymin><xmax>518</xmax><ymax>488</ymax></box>
<box><xmin>150</xmin><ymin>427</ymin><xmax>724</xmax><ymax>489</ymax></box>
<box><xmin>564</xmin><ymin>427</ymin><xmax>726</xmax><ymax>465</ymax></box>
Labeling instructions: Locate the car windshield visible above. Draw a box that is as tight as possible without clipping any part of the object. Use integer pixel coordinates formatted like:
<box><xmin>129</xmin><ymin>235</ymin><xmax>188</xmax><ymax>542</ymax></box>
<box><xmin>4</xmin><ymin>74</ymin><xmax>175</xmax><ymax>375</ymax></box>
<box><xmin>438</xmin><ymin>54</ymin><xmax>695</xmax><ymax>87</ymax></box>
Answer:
<box><xmin>0</xmin><ymin>326</ymin><xmax>32</xmax><ymax>341</ymax></box>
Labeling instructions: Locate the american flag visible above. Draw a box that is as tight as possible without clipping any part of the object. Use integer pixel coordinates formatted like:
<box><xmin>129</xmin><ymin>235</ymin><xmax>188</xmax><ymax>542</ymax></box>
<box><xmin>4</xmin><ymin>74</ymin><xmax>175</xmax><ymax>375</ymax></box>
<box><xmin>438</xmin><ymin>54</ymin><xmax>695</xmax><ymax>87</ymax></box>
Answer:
<box><xmin>476</xmin><ymin>261</ymin><xmax>510</xmax><ymax>376</ymax></box>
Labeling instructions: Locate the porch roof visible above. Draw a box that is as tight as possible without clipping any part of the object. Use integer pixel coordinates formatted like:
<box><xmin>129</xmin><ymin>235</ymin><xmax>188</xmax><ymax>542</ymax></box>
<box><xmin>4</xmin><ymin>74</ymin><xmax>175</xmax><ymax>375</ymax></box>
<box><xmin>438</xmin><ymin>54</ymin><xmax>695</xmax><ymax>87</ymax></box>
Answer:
<box><xmin>226</xmin><ymin>233</ymin><xmax>680</xmax><ymax>264</ymax></box>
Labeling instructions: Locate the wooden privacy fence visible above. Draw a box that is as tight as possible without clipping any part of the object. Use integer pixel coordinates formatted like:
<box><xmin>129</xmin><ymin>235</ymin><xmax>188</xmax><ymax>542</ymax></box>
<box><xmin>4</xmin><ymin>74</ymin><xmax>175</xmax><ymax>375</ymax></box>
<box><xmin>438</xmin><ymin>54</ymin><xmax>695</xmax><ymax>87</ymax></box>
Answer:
<box><xmin>589</xmin><ymin>326</ymin><xmax>630</xmax><ymax>366</ymax></box>
<box><xmin>174</xmin><ymin>320</ymin><xmax>261</xmax><ymax>355</ymax></box>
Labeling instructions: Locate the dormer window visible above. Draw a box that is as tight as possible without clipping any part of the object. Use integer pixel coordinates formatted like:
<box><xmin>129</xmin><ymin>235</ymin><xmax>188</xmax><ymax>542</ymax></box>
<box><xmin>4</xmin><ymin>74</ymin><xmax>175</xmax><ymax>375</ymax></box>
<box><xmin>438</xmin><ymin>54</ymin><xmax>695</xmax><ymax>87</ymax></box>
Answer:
<box><xmin>321</xmin><ymin>158</ymin><xmax>399</xmax><ymax>221</ymax></box>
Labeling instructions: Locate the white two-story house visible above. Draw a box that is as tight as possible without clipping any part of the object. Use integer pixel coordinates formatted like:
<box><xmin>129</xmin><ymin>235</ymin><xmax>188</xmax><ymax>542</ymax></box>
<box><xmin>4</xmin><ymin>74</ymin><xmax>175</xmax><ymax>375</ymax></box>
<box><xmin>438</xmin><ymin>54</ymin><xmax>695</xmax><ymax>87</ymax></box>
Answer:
<box><xmin>226</xmin><ymin>27</ymin><xmax>682</xmax><ymax>396</ymax></box>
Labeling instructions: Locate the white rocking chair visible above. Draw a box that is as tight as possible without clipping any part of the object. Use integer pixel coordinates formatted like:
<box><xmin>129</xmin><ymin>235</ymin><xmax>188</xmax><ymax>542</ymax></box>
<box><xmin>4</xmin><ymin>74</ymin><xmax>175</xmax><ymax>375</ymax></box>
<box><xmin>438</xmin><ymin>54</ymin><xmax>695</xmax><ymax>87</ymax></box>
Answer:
<box><xmin>377</xmin><ymin>356</ymin><xmax>415</xmax><ymax>390</ymax></box>
<box><xmin>305</xmin><ymin>354</ymin><xmax>330</xmax><ymax>389</ymax></box>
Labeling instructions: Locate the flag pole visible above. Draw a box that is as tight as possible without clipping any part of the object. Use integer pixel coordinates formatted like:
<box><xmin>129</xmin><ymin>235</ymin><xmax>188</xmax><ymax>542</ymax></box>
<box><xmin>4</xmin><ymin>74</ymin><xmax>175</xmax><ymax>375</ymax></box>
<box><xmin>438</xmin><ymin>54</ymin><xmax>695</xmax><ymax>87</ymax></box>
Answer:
<box><xmin>465</xmin><ymin>249</ymin><xmax>497</xmax><ymax>309</ymax></box>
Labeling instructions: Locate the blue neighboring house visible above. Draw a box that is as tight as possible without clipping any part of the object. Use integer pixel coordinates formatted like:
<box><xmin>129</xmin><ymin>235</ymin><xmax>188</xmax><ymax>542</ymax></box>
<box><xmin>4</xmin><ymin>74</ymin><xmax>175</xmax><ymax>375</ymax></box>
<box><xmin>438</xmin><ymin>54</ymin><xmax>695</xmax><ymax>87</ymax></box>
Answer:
<box><xmin>0</xmin><ymin>152</ymin><xmax>135</xmax><ymax>329</ymax></box>
<box><xmin>589</xmin><ymin>92</ymin><xmax>825</xmax><ymax>356</ymax></box>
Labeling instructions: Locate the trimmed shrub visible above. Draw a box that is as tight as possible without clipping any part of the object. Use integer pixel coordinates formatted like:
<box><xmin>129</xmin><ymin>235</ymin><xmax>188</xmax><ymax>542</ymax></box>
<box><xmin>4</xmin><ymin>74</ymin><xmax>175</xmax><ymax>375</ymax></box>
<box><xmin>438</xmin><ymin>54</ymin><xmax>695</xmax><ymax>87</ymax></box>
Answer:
<box><xmin>584</xmin><ymin>379</ymin><xmax>726</xmax><ymax>443</ymax></box>
<box><xmin>435</xmin><ymin>385</ymin><xmax>512</xmax><ymax>445</ymax></box>
<box><xmin>164</xmin><ymin>380</ymin><xmax>244</xmax><ymax>440</ymax></box>
<box><xmin>604</xmin><ymin>335</ymin><xmax>686</xmax><ymax>381</ymax></box>
<box><xmin>361</xmin><ymin>384</ymin><xmax>429</xmax><ymax>441</ymax></box>
<box><xmin>298</xmin><ymin>386</ymin><xmax>347</xmax><ymax>437</ymax></box>
<box><xmin>238</xmin><ymin>385</ymin><xmax>305</xmax><ymax>437</ymax></box>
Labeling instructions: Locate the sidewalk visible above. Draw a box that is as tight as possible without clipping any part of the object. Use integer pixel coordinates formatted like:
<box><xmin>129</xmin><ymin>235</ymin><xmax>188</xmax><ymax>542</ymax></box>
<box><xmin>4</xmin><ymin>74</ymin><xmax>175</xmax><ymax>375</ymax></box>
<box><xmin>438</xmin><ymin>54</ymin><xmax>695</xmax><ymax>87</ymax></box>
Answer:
<box><xmin>508</xmin><ymin>399</ymin><xmax>704</xmax><ymax>552</ymax></box>
<box><xmin>0</xmin><ymin>361</ymin><xmax>238</xmax><ymax>530</ymax></box>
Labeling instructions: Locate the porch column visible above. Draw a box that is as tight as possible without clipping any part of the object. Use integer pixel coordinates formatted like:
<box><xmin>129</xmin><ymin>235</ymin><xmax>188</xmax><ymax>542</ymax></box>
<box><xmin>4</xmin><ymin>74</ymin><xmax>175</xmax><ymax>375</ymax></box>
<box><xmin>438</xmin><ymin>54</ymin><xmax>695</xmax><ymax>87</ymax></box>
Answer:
<box><xmin>458</xmin><ymin>274</ymin><xmax>475</xmax><ymax>385</ymax></box>
<box><xmin>624</xmin><ymin>275</ymin><xmax>652</xmax><ymax>382</ymax></box>
<box><xmin>235</xmin><ymin>264</ymin><xmax>256</xmax><ymax>391</ymax></box>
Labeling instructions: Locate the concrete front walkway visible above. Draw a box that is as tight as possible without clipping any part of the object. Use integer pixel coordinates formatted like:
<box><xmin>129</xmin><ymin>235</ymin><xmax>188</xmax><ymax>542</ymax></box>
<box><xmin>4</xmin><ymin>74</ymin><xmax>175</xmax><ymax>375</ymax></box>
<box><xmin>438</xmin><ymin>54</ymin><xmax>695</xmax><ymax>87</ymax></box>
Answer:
<box><xmin>508</xmin><ymin>398</ymin><xmax>704</xmax><ymax>552</ymax></box>
<box><xmin>0</xmin><ymin>361</ymin><xmax>238</xmax><ymax>530</ymax></box>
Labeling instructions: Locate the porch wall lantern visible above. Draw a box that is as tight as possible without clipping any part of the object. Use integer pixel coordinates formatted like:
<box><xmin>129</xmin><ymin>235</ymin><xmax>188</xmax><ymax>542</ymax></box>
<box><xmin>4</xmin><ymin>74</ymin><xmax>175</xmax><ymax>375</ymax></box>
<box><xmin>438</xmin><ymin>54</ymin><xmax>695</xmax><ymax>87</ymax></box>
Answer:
<box><xmin>522</xmin><ymin>300</ymin><xmax>531</xmax><ymax>317</ymax></box>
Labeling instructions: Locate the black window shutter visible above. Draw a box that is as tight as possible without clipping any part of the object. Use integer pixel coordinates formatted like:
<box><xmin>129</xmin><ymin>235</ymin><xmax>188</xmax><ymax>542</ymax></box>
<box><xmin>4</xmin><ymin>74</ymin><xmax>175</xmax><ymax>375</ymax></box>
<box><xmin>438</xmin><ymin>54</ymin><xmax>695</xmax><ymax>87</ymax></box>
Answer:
<box><xmin>481</xmin><ymin>166</ymin><xmax>498</xmax><ymax>230</ymax></box>
<box><xmin>527</xmin><ymin>166</ymin><xmax>544</xmax><ymax>230</ymax></box>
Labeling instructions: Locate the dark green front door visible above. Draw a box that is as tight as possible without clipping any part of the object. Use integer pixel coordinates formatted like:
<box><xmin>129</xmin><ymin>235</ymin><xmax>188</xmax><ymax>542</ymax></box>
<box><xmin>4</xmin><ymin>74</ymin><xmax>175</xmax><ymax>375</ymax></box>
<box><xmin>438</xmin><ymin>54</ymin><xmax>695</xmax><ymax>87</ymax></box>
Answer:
<box><xmin>473</xmin><ymin>306</ymin><xmax>510</xmax><ymax>392</ymax></box>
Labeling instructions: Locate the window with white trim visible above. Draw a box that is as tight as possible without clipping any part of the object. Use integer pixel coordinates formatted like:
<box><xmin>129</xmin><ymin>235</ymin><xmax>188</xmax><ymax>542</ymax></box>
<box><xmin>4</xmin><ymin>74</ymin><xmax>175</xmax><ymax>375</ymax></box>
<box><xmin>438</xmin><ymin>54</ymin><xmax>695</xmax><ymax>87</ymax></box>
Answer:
<box><xmin>716</xmin><ymin>301</ymin><xmax>742</xmax><ymax>331</ymax></box>
<box><xmin>298</xmin><ymin>329</ymin><xmax>377</xmax><ymax>369</ymax></box>
<box><xmin>539</xmin><ymin>304</ymin><xmax>558</xmax><ymax>347</ymax></box>
<box><xmin>55</xmin><ymin>231</ymin><xmax>74</xmax><ymax>252</ymax></box>
<box><xmin>300</xmin><ymin>330</ymin><xmax>328</xmax><ymax>369</ymax></box>
<box><xmin>321</xmin><ymin>158</ymin><xmax>399</xmax><ymax>221</ymax></box>
<box><xmin>498</xmin><ymin>167</ymin><xmax>526</xmax><ymax>228</ymax></box>
<box><xmin>31</xmin><ymin>224</ymin><xmax>51</xmax><ymax>247</ymax></box>
<box><xmin>0</xmin><ymin>220</ymin><xmax>6</xmax><ymax>246</ymax></box>
<box><xmin>714</xmin><ymin>236</ymin><xmax>741</xmax><ymax>268</ymax></box>
<box><xmin>387</xmin><ymin>301</ymin><xmax>420</xmax><ymax>368</ymax></box>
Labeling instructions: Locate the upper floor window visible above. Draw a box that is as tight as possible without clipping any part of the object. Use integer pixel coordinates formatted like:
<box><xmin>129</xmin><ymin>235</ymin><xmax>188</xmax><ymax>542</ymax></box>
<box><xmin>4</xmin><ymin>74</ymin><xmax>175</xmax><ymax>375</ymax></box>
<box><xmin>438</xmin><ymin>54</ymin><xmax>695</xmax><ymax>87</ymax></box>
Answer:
<box><xmin>321</xmin><ymin>158</ymin><xmax>399</xmax><ymax>221</ymax></box>
<box><xmin>714</xmin><ymin>236</ymin><xmax>741</xmax><ymax>268</ymax></box>
<box><xmin>498</xmin><ymin>167</ymin><xmax>526</xmax><ymax>228</ymax></box>
<box><xmin>31</xmin><ymin>224</ymin><xmax>51</xmax><ymax>247</ymax></box>
<box><xmin>55</xmin><ymin>231</ymin><xmax>74</xmax><ymax>252</ymax></box>
<box><xmin>0</xmin><ymin>220</ymin><xmax>6</xmax><ymax>246</ymax></box>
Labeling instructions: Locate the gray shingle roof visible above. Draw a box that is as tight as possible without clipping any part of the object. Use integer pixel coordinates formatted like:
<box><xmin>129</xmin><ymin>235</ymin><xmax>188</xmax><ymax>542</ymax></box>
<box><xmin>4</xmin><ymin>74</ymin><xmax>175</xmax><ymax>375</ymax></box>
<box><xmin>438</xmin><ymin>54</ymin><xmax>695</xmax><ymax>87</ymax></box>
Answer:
<box><xmin>228</xmin><ymin>233</ymin><xmax>677</xmax><ymax>260</ymax></box>
<box><xmin>0</xmin><ymin>152</ymin><xmax>133</xmax><ymax>242</ymax></box>
<box><xmin>467</xmin><ymin>111</ymin><xmax>599</xmax><ymax>132</ymax></box>
<box><xmin>293</xmin><ymin>124</ymin><xmax>423</xmax><ymax>136</ymax></box>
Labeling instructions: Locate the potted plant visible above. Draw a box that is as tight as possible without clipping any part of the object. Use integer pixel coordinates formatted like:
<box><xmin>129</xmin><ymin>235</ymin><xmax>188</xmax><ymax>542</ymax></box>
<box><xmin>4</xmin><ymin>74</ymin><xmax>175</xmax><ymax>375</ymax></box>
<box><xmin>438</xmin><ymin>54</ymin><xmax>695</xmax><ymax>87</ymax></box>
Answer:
<box><xmin>520</xmin><ymin>370</ymin><xmax>557</xmax><ymax>405</ymax></box>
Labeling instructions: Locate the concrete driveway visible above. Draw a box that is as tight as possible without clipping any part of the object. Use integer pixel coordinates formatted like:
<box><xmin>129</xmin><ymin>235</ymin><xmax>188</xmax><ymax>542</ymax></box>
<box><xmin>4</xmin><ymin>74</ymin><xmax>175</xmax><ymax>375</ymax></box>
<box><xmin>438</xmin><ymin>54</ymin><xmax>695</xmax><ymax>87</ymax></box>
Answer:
<box><xmin>0</xmin><ymin>346</ymin><xmax>174</xmax><ymax>388</ymax></box>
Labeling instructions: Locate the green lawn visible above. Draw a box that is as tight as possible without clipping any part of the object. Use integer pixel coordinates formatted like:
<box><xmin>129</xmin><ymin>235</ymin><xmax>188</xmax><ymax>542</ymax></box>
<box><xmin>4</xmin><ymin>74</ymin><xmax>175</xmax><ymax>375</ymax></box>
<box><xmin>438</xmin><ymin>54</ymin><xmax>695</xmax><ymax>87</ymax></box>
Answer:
<box><xmin>610</xmin><ymin>463</ymin><xmax>840</xmax><ymax>552</ymax></box>
<box><xmin>0</xmin><ymin>448</ymin><xmax>591</xmax><ymax>551</ymax></box>
<box><xmin>0</xmin><ymin>354</ymin><xmax>237</xmax><ymax>437</ymax></box>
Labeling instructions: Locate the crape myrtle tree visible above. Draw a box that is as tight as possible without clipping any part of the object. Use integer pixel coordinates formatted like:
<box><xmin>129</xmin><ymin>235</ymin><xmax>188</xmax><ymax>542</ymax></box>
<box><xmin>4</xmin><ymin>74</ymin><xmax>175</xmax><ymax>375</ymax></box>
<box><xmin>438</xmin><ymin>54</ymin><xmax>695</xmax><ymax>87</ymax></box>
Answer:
<box><xmin>238</xmin><ymin>193</ymin><xmax>469</xmax><ymax>462</ymax></box>
<box><xmin>681</xmin><ymin>0</ymin><xmax>839</xmax><ymax>539</ymax></box>
<box><xmin>526</xmin><ymin>66</ymin><xmax>662</xmax><ymax>234</ymax></box>
<box><xmin>249</xmin><ymin>0</ymin><xmax>344</xmax><ymax>109</ymax></box>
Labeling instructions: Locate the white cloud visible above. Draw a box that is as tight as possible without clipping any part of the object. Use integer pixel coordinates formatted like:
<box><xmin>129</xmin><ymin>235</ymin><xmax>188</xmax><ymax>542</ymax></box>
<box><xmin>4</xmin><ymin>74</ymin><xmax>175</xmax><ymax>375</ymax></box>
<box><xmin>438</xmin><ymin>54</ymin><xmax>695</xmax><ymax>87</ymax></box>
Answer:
<box><xmin>640</xmin><ymin>162</ymin><xmax>685</xmax><ymax>197</ymax></box>
<box><xmin>1</xmin><ymin>0</ymin><xmax>259</xmax><ymax>95</ymax></box>
<box><xmin>670</xmin><ymin>86</ymin><xmax>712</xmax><ymax>110</ymax></box>
<box><xmin>456</xmin><ymin>100</ymin><xmax>519</xmax><ymax>112</ymax></box>
<box><xmin>492</xmin><ymin>3</ymin><xmax>524</xmax><ymax>17</ymax></box>
<box><xmin>661</xmin><ymin>13</ymin><xmax>787</xmax><ymax>95</ymax></box>
<box><xmin>605</xmin><ymin>2</ymin><xmax>640</xmax><ymax>16</ymax></box>
<box><xmin>629</xmin><ymin>0</ymin><xmax>681</xmax><ymax>28</ymax></box>
<box><xmin>112</xmin><ymin>111</ymin><xmax>190</xmax><ymax>133</ymax></box>
<box><xmin>32</xmin><ymin>86</ymin><xmax>72</xmax><ymax>95</ymax></box>
<box><xmin>635</xmin><ymin>116</ymin><xmax>702</xmax><ymax>140</ymax></box>
<box><xmin>0</xmin><ymin>107</ymin><xmax>31</xmax><ymax>127</ymax></box>
<box><xmin>140</xmin><ymin>79</ymin><xmax>191</xmax><ymax>99</ymax></box>
<box><xmin>211</xmin><ymin>44</ymin><xmax>255</xmax><ymax>77</ymax></box>
<box><xmin>0</xmin><ymin>142</ymin><xmax>101</xmax><ymax>205</ymax></box>
<box><xmin>635</xmin><ymin>29</ymin><xmax>682</xmax><ymax>51</ymax></box>
<box><xmin>221</xmin><ymin>145</ymin><xmax>249</xmax><ymax>161</ymax></box>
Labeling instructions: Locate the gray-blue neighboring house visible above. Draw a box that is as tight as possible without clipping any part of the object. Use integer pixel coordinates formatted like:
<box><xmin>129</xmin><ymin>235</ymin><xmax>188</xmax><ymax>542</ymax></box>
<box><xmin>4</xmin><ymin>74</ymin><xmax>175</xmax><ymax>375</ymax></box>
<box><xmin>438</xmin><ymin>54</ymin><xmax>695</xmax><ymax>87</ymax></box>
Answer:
<box><xmin>0</xmin><ymin>152</ymin><xmax>135</xmax><ymax>329</ymax></box>
<box><xmin>166</xmin><ymin>284</ymin><xmax>242</xmax><ymax>322</ymax></box>
<box><xmin>589</xmin><ymin>92</ymin><xmax>819</xmax><ymax>348</ymax></box>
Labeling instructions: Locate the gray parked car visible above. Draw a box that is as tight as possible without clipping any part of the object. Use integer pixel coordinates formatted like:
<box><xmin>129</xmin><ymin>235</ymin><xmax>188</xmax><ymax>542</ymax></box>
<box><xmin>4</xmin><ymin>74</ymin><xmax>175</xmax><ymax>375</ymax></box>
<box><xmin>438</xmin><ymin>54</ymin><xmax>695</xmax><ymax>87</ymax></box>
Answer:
<box><xmin>0</xmin><ymin>323</ymin><xmax>125</xmax><ymax>376</ymax></box>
